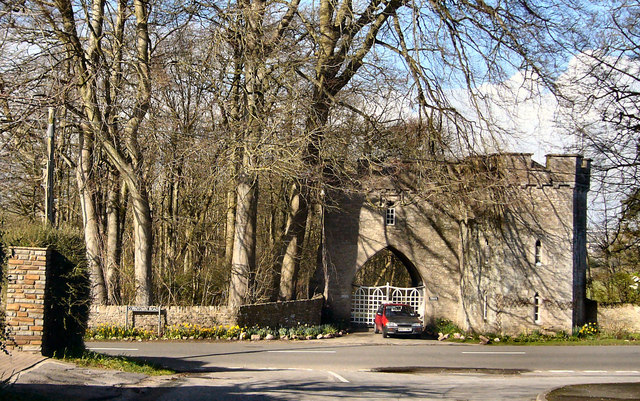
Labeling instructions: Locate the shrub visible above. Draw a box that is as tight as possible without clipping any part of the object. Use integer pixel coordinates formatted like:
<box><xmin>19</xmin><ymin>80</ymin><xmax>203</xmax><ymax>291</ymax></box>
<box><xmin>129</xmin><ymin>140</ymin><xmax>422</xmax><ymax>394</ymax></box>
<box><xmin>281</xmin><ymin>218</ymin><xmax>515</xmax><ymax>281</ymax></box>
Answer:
<box><xmin>86</xmin><ymin>323</ymin><xmax>339</xmax><ymax>341</ymax></box>
<box><xmin>320</xmin><ymin>324</ymin><xmax>338</xmax><ymax>335</ymax></box>
<box><xmin>87</xmin><ymin>324</ymin><xmax>156</xmax><ymax>340</ymax></box>
<box><xmin>426</xmin><ymin>318</ymin><xmax>464</xmax><ymax>336</ymax></box>
<box><xmin>576</xmin><ymin>322</ymin><xmax>599</xmax><ymax>338</ymax></box>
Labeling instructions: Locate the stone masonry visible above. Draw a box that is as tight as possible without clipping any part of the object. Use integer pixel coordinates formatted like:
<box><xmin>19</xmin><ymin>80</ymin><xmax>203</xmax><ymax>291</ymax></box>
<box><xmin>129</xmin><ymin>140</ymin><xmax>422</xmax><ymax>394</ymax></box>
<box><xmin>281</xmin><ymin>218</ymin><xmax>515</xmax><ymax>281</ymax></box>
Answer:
<box><xmin>317</xmin><ymin>154</ymin><xmax>591</xmax><ymax>335</ymax></box>
<box><xmin>5</xmin><ymin>247</ymin><xmax>49</xmax><ymax>352</ymax></box>
<box><xmin>88</xmin><ymin>305</ymin><xmax>238</xmax><ymax>331</ymax></box>
<box><xmin>87</xmin><ymin>297</ymin><xmax>324</xmax><ymax>332</ymax></box>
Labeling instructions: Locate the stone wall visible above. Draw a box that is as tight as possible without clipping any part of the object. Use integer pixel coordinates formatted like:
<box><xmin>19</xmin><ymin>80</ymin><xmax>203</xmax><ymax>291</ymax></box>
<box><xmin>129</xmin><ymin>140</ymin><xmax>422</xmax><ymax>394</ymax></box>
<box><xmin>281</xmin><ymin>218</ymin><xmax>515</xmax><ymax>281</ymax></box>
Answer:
<box><xmin>597</xmin><ymin>304</ymin><xmax>640</xmax><ymax>333</ymax></box>
<box><xmin>237</xmin><ymin>295</ymin><xmax>324</xmax><ymax>328</ymax></box>
<box><xmin>88</xmin><ymin>305</ymin><xmax>238</xmax><ymax>331</ymax></box>
<box><xmin>88</xmin><ymin>296</ymin><xmax>324</xmax><ymax>332</ymax></box>
<box><xmin>4</xmin><ymin>247</ymin><xmax>49</xmax><ymax>352</ymax></box>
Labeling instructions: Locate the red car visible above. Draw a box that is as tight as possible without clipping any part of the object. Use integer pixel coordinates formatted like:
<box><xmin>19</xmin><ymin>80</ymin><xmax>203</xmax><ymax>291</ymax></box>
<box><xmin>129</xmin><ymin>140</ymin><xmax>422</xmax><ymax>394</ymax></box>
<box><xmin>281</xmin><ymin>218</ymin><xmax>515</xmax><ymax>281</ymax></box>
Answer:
<box><xmin>374</xmin><ymin>303</ymin><xmax>423</xmax><ymax>338</ymax></box>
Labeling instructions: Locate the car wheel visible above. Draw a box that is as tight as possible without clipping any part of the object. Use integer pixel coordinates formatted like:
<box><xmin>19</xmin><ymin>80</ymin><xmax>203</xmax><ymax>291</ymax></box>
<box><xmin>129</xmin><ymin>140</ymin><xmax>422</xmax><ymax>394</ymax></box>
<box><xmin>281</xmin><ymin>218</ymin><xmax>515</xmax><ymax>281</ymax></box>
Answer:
<box><xmin>382</xmin><ymin>327</ymin><xmax>388</xmax><ymax>338</ymax></box>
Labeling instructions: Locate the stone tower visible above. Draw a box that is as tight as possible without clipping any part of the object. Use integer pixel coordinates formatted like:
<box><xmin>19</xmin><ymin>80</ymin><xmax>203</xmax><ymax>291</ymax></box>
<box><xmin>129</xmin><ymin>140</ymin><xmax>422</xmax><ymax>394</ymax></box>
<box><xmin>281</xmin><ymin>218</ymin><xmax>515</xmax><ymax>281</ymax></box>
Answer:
<box><xmin>316</xmin><ymin>153</ymin><xmax>590</xmax><ymax>334</ymax></box>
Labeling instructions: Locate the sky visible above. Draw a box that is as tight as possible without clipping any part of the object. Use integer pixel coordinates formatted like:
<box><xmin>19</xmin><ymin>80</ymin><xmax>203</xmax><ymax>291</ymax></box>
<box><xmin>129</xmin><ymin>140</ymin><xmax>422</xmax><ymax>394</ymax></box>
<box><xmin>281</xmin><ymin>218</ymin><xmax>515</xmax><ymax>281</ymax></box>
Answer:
<box><xmin>448</xmin><ymin>69</ymin><xmax>569</xmax><ymax>164</ymax></box>
<box><xmin>450</xmin><ymin>52</ymin><xmax>640</xmax><ymax>228</ymax></box>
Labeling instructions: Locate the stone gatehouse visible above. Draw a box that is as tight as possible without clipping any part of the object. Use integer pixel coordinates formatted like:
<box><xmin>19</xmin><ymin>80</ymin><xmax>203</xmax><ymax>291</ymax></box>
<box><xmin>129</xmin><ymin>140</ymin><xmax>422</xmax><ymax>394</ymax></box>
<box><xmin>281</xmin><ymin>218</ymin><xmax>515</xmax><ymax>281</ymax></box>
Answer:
<box><xmin>316</xmin><ymin>153</ymin><xmax>590</xmax><ymax>335</ymax></box>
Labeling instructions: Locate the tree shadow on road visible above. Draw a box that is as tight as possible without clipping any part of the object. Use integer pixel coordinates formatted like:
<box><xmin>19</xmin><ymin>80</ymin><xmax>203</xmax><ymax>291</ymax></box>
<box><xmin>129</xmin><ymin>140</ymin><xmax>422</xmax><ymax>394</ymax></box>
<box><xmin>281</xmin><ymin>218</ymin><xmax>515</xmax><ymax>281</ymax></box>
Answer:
<box><xmin>3</xmin><ymin>370</ymin><xmax>450</xmax><ymax>400</ymax></box>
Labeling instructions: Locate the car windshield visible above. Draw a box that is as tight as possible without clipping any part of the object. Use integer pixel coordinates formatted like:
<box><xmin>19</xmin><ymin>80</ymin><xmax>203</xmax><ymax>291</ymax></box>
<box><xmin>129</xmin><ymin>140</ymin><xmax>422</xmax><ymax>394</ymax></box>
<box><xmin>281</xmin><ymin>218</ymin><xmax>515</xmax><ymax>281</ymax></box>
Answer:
<box><xmin>386</xmin><ymin>305</ymin><xmax>413</xmax><ymax>317</ymax></box>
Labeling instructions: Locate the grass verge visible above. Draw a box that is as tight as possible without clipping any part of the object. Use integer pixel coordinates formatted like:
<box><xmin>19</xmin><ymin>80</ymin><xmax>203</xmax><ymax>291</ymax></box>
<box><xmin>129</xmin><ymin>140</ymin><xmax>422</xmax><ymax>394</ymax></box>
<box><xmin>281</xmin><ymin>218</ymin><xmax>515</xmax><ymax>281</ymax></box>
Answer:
<box><xmin>58</xmin><ymin>350</ymin><xmax>174</xmax><ymax>376</ymax></box>
<box><xmin>427</xmin><ymin>319</ymin><xmax>640</xmax><ymax>345</ymax></box>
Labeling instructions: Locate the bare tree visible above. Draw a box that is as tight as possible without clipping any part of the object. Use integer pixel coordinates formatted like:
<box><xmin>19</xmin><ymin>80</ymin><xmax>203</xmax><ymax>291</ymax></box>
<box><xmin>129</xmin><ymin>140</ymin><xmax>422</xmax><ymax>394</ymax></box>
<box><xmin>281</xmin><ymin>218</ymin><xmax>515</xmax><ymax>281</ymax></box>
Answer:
<box><xmin>13</xmin><ymin>0</ymin><xmax>156</xmax><ymax>304</ymax></box>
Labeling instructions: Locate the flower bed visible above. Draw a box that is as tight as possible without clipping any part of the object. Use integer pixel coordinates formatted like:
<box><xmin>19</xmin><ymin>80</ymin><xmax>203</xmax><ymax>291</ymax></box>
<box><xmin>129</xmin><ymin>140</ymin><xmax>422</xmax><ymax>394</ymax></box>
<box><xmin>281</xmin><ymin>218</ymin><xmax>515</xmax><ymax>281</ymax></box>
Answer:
<box><xmin>85</xmin><ymin>323</ymin><xmax>342</xmax><ymax>341</ymax></box>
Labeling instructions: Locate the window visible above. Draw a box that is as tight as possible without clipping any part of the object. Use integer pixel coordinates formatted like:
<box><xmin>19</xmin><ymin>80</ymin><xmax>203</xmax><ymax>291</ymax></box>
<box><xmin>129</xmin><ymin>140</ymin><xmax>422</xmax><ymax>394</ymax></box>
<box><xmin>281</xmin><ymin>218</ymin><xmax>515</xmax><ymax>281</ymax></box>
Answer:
<box><xmin>534</xmin><ymin>240</ymin><xmax>542</xmax><ymax>266</ymax></box>
<box><xmin>385</xmin><ymin>207</ymin><xmax>396</xmax><ymax>226</ymax></box>
<box><xmin>533</xmin><ymin>292</ymin><xmax>541</xmax><ymax>324</ymax></box>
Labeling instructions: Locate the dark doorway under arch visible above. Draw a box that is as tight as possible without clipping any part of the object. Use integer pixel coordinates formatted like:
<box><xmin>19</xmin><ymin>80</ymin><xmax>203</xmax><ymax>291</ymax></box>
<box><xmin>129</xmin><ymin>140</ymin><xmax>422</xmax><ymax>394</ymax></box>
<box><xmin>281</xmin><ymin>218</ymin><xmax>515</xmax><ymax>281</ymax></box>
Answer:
<box><xmin>351</xmin><ymin>247</ymin><xmax>425</xmax><ymax>326</ymax></box>
<box><xmin>353</xmin><ymin>247</ymin><xmax>423</xmax><ymax>288</ymax></box>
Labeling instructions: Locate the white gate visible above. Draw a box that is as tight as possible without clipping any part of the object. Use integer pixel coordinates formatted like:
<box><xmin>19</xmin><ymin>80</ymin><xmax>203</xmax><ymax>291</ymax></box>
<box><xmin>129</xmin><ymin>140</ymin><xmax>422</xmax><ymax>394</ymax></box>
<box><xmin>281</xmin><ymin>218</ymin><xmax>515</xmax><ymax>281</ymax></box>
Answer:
<box><xmin>351</xmin><ymin>284</ymin><xmax>425</xmax><ymax>326</ymax></box>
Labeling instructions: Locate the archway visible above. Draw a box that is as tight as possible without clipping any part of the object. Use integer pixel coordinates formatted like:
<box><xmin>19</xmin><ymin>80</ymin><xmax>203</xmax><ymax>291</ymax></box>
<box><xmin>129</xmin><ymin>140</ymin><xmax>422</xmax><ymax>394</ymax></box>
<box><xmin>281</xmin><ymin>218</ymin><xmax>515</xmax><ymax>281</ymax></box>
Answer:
<box><xmin>351</xmin><ymin>247</ymin><xmax>425</xmax><ymax>326</ymax></box>
<box><xmin>353</xmin><ymin>247</ymin><xmax>422</xmax><ymax>288</ymax></box>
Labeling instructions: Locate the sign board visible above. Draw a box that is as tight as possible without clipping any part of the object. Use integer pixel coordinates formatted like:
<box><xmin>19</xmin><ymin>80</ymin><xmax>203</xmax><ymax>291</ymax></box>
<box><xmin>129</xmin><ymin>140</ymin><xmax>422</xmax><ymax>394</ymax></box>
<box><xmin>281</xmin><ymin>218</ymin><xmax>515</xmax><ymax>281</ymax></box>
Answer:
<box><xmin>125</xmin><ymin>305</ymin><xmax>163</xmax><ymax>336</ymax></box>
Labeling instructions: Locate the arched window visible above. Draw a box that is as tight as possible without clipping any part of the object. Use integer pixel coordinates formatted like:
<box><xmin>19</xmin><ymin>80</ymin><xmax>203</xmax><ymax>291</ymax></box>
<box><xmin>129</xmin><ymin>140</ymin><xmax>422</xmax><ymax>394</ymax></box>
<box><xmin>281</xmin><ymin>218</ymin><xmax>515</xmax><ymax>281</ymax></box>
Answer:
<box><xmin>533</xmin><ymin>292</ymin><xmax>541</xmax><ymax>324</ymax></box>
<box><xmin>534</xmin><ymin>240</ymin><xmax>542</xmax><ymax>266</ymax></box>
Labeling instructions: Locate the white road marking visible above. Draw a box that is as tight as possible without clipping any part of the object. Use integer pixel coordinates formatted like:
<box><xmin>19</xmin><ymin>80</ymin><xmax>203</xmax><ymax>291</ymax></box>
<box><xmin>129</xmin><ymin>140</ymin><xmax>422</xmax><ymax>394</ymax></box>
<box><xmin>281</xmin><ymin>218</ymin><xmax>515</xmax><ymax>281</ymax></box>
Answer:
<box><xmin>549</xmin><ymin>370</ymin><xmax>575</xmax><ymax>373</ymax></box>
<box><xmin>88</xmin><ymin>347</ymin><xmax>139</xmax><ymax>351</ymax></box>
<box><xmin>461</xmin><ymin>351</ymin><xmax>526</xmax><ymax>355</ymax></box>
<box><xmin>616</xmin><ymin>371</ymin><xmax>640</xmax><ymax>374</ymax></box>
<box><xmin>584</xmin><ymin>370</ymin><xmax>607</xmax><ymax>373</ymax></box>
<box><xmin>267</xmin><ymin>350</ymin><xmax>337</xmax><ymax>354</ymax></box>
<box><xmin>327</xmin><ymin>371</ymin><xmax>350</xmax><ymax>383</ymax></box>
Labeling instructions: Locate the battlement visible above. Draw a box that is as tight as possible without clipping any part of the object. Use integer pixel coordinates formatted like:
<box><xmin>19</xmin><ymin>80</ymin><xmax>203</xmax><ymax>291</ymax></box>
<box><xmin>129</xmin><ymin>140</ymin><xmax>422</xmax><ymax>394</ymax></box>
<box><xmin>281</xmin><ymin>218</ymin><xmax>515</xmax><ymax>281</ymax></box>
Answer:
<box><xmin>356</xmin><ymin>153</ymin><xmax>591</xmax><ymax>192</ymax></box>
<box><xmin>544</xmin><ymin>154</ymin><xmax>591</xmax><ymax>190</ymax></box>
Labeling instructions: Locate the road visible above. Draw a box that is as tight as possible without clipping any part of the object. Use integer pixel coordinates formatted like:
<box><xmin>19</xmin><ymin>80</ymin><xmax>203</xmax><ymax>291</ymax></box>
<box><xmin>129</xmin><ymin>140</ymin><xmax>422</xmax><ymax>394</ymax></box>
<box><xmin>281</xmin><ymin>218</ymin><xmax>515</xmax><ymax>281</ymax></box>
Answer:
<box><xmin>10</xmin><ymin>333</ymin><xmax>640</xmax><ymax>401</ymax></box>
<box><xmin>87</xmin><ymin>333</ymin><xmax>640</xmax><ymax>373</ymax></box>
<box><xmin>70</xmin><ymin>333</ymin><xmax>640</xmax><ymax>400</ymax></box>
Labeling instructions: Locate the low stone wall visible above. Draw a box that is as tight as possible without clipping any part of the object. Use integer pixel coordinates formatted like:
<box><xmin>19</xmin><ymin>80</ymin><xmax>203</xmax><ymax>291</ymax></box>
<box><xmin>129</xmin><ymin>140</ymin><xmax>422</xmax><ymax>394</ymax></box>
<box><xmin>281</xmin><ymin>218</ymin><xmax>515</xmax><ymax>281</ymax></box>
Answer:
<box><xmin>88</xmin><ymin>296</ymin><xmax>325</xmax><ymax>332</ymax></box>
<box><xmin>88</xmin><ymin>305</ymin><xmax>238</xmax><ymax>331</ymax></box>
<box><xmin>598</xmin><ymin>304</ymin><xmax>640</xmax><ymax>333</ymax></box>
<box><xmin>238</xmin><ymin>295</ymin><xmax>324</xmax><ymax>328</ymax></box>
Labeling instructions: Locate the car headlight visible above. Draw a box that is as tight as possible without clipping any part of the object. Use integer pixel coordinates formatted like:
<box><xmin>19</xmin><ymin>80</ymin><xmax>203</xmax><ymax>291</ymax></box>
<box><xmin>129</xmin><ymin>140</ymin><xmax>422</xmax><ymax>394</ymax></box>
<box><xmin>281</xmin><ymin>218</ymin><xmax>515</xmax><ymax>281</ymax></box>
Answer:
<box><xmin>412</xmin><ymin>323</ymin><xmax>422</xmax><ymax>328</ymax></box>
<box><xmin>386</xmin><ymin>322</ymin><xmax>398</xmax><ymax>328</ymax></box>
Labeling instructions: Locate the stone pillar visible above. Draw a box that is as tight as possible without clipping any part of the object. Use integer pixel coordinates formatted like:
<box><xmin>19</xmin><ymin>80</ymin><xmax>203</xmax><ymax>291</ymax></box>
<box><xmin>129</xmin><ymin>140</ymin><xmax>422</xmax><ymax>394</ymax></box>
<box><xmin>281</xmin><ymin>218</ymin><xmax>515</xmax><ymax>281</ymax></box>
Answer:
<box><xmin>5</xmin><ymin>247</ymin><xmax>49</xmax><ymax>353</ymax></box>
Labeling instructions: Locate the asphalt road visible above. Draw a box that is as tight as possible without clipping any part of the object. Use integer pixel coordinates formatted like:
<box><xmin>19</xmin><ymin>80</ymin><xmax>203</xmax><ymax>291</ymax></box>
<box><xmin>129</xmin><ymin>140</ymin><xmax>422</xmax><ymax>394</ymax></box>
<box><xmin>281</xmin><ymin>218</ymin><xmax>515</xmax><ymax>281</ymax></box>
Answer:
<box><xmin>13</xmin><ymin>359</ymin><xmax>640</xmax><ymax>401</ymax></box>
<box><xmin>8</xmin><ymin>334</ymin><xmax>640</xmax><ymax>400</ymax></box>
<box><xmin>87</xmin><ymin>333</ymin><xmax>640</xmax><ymax>373</ymax></box>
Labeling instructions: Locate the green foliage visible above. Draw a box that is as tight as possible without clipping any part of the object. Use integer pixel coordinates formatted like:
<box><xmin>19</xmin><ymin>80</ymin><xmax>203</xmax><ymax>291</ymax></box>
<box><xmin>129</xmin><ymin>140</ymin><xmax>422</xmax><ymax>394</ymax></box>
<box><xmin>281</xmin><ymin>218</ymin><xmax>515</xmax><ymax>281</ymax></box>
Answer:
<box><xmin>433</xmin><ymin>322</ymin><xmax>640</xmax><ymax>345</ymax></box>
<box><xmin>278</xmin><ymin>327</ymin><xmax>289</xmax><ymax>338</ymax></box>
<box><xmin>590</xmin><ymin>271</ymin><xmax>640</xmax><ymax>304</ymax></box>
<box><xmin>422</xmin><ymin>319</ymin><xmax>640</xmax><ymax>345</ymax></box>
<box><xmin>588</xmin><ymin>198</ymin><xmax>640</xmax><ymax>305</ymax></box>
<box><xmin>86</xmin><ymin>323</ymin><xmax>340</xmax><ymax>341</ymax></box>
<box><xmin>426</xmin><ymin>318</ymin><xmax>464</xmax><ymax>336</ymax></box>
<box><xmin>1</xmin><ymin>222</ymin><xmax>85</xmax><ymax>267</ymax></box>
<box><xmin>87</xmin><ymin>324</ymin><xmax>158</xmax><ymax>340</ymax></box>
<box><xmin>320</xmin><ymin>324</ymin><xmax>338</xmax><ymax>335</ymax></box>
<box><xmin>61</xmin><ymin>350</ymin><xmax>174</xmax><ymax>376</ymax></box>
<box><xmin>576</xmin><ymin>322</ymin><xmax>599</xmax><ymax>338</ymax></box>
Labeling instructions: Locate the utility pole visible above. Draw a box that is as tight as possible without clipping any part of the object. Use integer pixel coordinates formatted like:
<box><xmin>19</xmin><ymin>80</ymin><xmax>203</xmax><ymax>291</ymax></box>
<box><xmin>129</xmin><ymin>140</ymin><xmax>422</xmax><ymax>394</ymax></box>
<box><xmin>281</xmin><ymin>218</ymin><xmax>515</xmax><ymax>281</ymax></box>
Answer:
<box><xmin>44</xmin><ymin>106</ymin><xmax>55</xmax><ymax>226</ymax></box>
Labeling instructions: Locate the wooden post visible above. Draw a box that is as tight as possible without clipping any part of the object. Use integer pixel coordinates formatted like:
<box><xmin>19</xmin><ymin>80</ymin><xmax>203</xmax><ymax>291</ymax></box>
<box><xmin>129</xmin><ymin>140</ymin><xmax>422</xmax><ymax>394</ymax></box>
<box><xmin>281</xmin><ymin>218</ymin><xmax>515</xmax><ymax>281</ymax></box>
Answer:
<box><xmin>44</xmin><ymin>107</ymin><xmax>55</xmax><ymax>225</ymax></box>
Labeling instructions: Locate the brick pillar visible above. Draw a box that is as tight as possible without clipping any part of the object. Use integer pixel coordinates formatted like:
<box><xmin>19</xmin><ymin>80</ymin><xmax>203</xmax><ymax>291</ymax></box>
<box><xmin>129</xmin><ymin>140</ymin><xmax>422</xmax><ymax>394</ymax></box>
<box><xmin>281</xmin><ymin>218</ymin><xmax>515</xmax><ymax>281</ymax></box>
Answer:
<box><xmin>5</xmin><ymin>247</ymin><xmax>49</xmax><ymax>353</ymax></box>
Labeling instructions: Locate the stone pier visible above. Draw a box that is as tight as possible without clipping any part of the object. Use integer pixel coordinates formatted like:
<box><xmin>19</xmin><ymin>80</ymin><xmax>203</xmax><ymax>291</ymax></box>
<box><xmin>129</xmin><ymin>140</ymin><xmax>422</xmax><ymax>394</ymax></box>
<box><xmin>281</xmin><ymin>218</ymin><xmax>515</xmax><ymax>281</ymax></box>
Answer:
<box><xmin>4</xmin><ymin>247</ymin><xmax>49</xmax><ymax>353</ymax></box>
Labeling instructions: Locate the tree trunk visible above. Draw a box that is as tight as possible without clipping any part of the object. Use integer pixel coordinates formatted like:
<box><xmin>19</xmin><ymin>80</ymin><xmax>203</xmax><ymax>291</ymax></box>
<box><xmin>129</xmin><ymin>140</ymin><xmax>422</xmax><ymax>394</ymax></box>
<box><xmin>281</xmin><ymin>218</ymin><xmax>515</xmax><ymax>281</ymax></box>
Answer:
<box><xmin>228</xmin><ymin>0</ymin><xmax>265</xmax><ymax>306</ymax></box>
<box><xmin>224</xmin><ymin>187</ymin><xmax>236</xmax><ymax>271</ymax></box>
<box><xmin>76</xmin><ymin>131</ymin><xmax>107</xmax><ymax>304</ymax></box>
<box><xmin>105</xmin><ymin>172</ymin><xmax>124</xmax><ymax>305</ymax></box>
<box><xmin>228</xmin><ymin>174</ymin><xmax>258</xmax><ymax>306</ymax></box>
<box><xmin>279</xmin><ymin>183</ymin><xmax>309</xmax><ymax>300</ymax></box>
<box><xmin>130</xmin><ymin>183</ymin><xmax>153</xmax><ymax>305</ymax></box>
